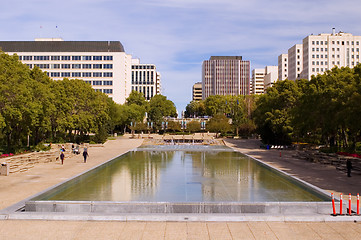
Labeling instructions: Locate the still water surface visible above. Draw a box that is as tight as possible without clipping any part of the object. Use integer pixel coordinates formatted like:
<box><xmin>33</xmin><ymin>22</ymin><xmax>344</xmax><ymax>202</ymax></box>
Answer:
<box><xmin>39</xmin><ymin>146</ymin><xmax>329</xmax><ymax>202</ymax></box>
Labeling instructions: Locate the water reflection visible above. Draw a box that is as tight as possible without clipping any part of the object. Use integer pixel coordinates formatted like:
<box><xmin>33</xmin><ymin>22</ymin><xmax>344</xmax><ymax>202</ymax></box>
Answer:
<box><xmin>45</xmin><ymin>147</ymin><xmax>328</xmax><ymax>202</ymax></box>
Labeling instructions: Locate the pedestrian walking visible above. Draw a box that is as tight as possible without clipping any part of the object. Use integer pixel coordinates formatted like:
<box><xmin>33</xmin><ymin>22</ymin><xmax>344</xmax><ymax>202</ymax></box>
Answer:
<box><xmin>347</xmin><ymin>159</ymin><xmax>352</xmax><ymax>177</ymax></box>
<box><xmin>83</xmin><ymin>148</ymin><xmax>89</xmax><ymax>163</ymax></box>
<box><xmin>60</xmin><ymin>152</ymin><xmax>65</xmax><ymax>165</ymax></box>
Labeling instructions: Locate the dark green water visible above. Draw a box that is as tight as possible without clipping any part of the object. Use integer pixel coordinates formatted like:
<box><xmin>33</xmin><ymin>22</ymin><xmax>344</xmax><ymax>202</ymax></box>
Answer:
<box><xmin>35</xmin><ymin>146</ymin><xmax>329</xmax><ymax>202</ymax></box>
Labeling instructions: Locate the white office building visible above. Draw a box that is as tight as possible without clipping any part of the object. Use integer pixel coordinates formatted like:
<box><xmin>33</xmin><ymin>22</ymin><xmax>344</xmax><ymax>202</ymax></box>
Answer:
<box><xmin>251</xmin><ymin>68</ymin><xmax>265</xmax><ymax>95</ymax></box>
<box><xmin>0</xmin><ymin>38</ymin><xmax>132</xmax><ymax>104</ymax></box>
<box><xmin>131</xmin><ymin>59</ymin><xmax>161</xmax><ymax>101</ymax></box>
<box><xmin>288</xmin><ymin>44</ymin><xmax>303</xmax><ymax>81</ymax></box>
<box><xmin>278</xmin><ymin>54</ymin><xmax>288</xmax><ymax>80</ymax></box>
<box><xmin>264</xmin><ymin>66</ymin><xmax>279</xmax><ymax>90</ymax></box>
<box><xmin>302</xmin><ymin>30</ymin><xmax>361</xmax><ymax>80</ymax></box>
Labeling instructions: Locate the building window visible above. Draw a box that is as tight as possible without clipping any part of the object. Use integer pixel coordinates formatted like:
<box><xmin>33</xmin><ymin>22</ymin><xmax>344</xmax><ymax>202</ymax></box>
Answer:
<box><xmin>103</xmin><ymin>64</ymin><xmax>113</xmax><ymax>69</ymax></box>
<box><xmin>82</xmin><ymin>56</ymin><xmax>92</xmax><ymax>61</ymax></box>
<box><xmin>50</xmin><ymin>56</ymin><xmax>60</xmax><ymax>61</ymax></box>
<box><xmin>85</xmin><ymin>81</ymin><xmax>91</xmax><ymax>84</ymax></box>
<box><xmin>72</xmin><ymin>72</ymin><xmax>81</xmax><ymax>78</ymax></box>
<box><xmin>325</xmin><ymin>41</ymin><xmax>328</xmax><ymax>45</ymax></box>
<box><xmin>320</xmin><ymin>41</ymin><xmax>323</xmax><ymax>45</ymax></box>
<box><xmin>72</xmin><ymin>64</ymin><xmax>81</xmax><ymax>69</ymax></box>
<box><xmin>312</xmin><ymin>41</ymin><xmax>315</xmax><ymax>45</ymax></box>
<box><xmin>93</xmin><ymin>81</ymin><xmax>102</xmax><ymax>85</ymax></box>
<box><xmin>104</xmin><ymin>56</ymin><xmax>113</xmax><ymax>61</ymax></box>
<box><xmin>72</xmin><ymin>56</ymin><xmax>81</xmax><ymax>61</ymax></box>
<box><xmin>103</xmin><ymin>81</ymin><xmax>113</xmax><ymax>85</ymax></box>
<box><xmin>61</xmin><ymin>64</ymin><xmax>70</xmax><ymax>69</ymax></box>
<box><xmin>52</xmin><ymin>64</ymin><xmax>60</xmax><ymax>69</ymax></box>
<box><xmin>82</xmin><ymin>72</ymin><xmax>91</xmax><ymax>77</ymax></box>
<box><xmin>93</xmin><ymin>72</ymin><xmax>102</xmax><ymax>77</ymax></box>
<box><xmin>103</xmin><ymin>72</ymin><xmax>113</xmax><ymax>77</ymax></box>
<box><xmin>51</xmin><ymin>72</ymin><xmax>60</xmax><ymax>77</ymax></box>
<box><xmin>93</xmin><ymin>56</ymin><xmax>102</xmax><ymax>61</ymax></box>
<box><xmin>35</xmin><ymin>64</ymin><xmax>49</xmax><ymax>69</ymax></box>
<box><xmin>103</xmin><ymin>89</ymin><xmax>113</xmax><ymax>94</ymax></box>
<box><xmin>61</xmin><ymin>72</ymin><xmax>70</xmax><ymax>77</ymax></box>
<box><xmin>23</xmin><ymin>56</ymin><xmax>32</xmax><ymax>61</ymax></box>
<box><xmin>82</xmin><ymin>64</ymin><xmax>92</xmax><ymax>69</ymax></box>
<box><xmin>34</xmin><ymin>56</ymin><xmax>50</xmax><ymax>61</ymax></box>
<box><xmin>93</xmin><ymin>64</ymin><xmax>102</xmax><ymax>69</ymax></box>
<box><xmin>61</xmin><ymin>56</ymin><xmax>71</xmax><ymax>61</ymax></box>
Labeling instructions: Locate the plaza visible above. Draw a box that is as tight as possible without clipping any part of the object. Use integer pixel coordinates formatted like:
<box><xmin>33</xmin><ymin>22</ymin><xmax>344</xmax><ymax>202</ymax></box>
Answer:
<box><xmin>1</xmin><ymin>135</ymin><xmax>361</xmax><ymax>239</ymax></box>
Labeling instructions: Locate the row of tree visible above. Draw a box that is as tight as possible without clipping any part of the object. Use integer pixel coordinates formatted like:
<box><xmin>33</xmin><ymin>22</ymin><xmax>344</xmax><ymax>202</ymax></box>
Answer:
<box><xmin>0</xmin><ymin>52</ymin><xmax>177</xmax><ymax>153</ymax></box>
<box><xmin>254</xmin><ymin>65</ymin><xmax>361</xmax><ymax>151</ymax></box>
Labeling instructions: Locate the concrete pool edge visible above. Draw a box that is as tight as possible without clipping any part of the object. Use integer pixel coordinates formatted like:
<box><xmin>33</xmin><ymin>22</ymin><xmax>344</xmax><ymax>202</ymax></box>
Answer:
<box><xmin>2</xmin><ymin>144</ymin><xmax>356</xmax><ymax>222</ymax></box>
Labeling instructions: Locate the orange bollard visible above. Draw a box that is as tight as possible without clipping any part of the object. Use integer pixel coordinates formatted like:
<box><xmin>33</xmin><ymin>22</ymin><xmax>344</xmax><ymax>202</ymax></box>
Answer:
<box><xmin>340</xmin><ymin>193</ymin><xmax>343</xmax><ymax>215</ymax></box>
<box><xmin>357</xmin><ymin>193</ymin><xmax>360</xmax><ymax>215</ymax></box>
<box><xmin>331</xmin><ymin>193</ymin><xmax>336</xmax><ymax>216</ymax></box>
<box><xmin>349</xmin><ymin>193</ymin><xmax>352</xmax><ymax>215</ymax></box>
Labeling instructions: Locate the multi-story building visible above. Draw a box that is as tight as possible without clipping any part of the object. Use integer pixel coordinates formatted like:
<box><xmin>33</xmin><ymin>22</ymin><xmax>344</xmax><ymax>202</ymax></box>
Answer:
<box><xmin>0</xmin><ymin>38</ymin><xmax>132</xmax><ymax>104</ymax></box>
<box><xmin>251</xmin><ymin>69</ymin><xmax>265</xmax><ymax>94</ymax></box>
<box><xmin>264</xmin><ymin>66</ymin><xmax>279</xmax><ymax>90</ymax></box>
<box><xmin>288</xmin><ymin>44</ymin><xmax>303</xmax><ymax>80</ymax></box>
<box><xmin>278</xmin><ymin>54</ymin><xmax>288</xmax><ymax>80</ymax></box>
<box><xmin>202</xmin><ymin>56</ymin><xmax>250</xmax><ymax>99</ymax></box>
<box><xmin>131</xmin><ymin>59</ymin><xmax>161</xmax><ymax>100</ymax></box>
<box><xmin>192</xmin><ymin>82</ymin><xmax>202</xmax><ymax>101</ymax></box>
<box><xmin>302</xmin><ymin>30</ymin><xmax>361</xmax><ymax>80</ymax></box>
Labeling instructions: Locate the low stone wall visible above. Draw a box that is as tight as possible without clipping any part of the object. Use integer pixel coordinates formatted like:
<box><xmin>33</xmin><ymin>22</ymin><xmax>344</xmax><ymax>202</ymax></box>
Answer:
<box><xmin>24</xmin><ymin>201</ymin><xmax>336</xmax><ymax>215</ymax></box>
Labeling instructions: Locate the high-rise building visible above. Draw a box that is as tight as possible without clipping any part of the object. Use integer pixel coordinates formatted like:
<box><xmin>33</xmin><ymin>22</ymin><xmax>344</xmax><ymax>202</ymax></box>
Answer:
<box><xmin>278</xmin><ymin>54</ymin><xmax>288</xmax><ymax>80</ymax></box>
<box><xmin>264</xmin><ymin>66</ymin><xmax>279</xmax><ymax>90</ymax></box>
<box><xmin>302</xmin><ymin>30</ymin><xmax>361</xmax><ymax>80</ymax></box>
<box><xmin>192</xmin><ymin>82</ymin><xmax>202</xmax><ymax>101</ymax></box>
<box><xmin>202</xmin><ymin>56</ymin><xmax>250</xmax><ymax>99</ymax></box>
<box><xmin>131</xmin><ymin>59</ymin><xmax>161</xmax><ymax>100</ymax></box>
<box><xmin>251</xmin><ymin>68</ymin><xmax>265</xmax><ymax>95</ymax></box>
<box><xmin>0</xmin><ymin>38</ymin><xmax>132</xmax><ymax>104</ymax></box>
<box><xmin>288</xmin><ymin>44</ymin><xmax>303</xmax><ymax>80</ymax></box>
<box><xmin>280</xmin><ymin>29</ymin><xmax>361</xmax><ymax>81</ymax></box>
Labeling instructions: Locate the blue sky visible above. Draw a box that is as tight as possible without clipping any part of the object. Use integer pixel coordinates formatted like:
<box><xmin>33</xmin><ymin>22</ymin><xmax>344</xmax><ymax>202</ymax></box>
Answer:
<box><xmin>1</xmin><ymin>0</ymin><xmax>361</xmax><ymax>114</ymax></box>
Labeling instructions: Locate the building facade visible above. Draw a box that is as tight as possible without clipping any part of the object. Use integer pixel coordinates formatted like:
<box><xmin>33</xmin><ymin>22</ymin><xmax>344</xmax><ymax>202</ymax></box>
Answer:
<box><xmin>264</xmin><ymin>66</ymin><xmax>279</xmax><ymax>90</ymax></box>
<box><xmin>0</xmin><ymin>38</ymin><xmax>132</xmax><ymax>104</ymax></box>
<box><xmin>192</xmin><ymin>82</ymin><xmax>202</xmax><ymax>101</ymax></box>
<box><xmin>251</xmin><ymin>68</ymin><xmax>265</xmax><ymax>94</ymax></box>
<box><xmin>302</xmin><ymin>30</ymin><xmax>361</xmax><ymax>80</ymax></box>
<box><xmin>131</xmin><ymin>59</ymin><xmax>161</xmax><ymax>101</ymax></box>
<box><xmin>202</xmin><ymin>56</ymin><xmax>250</xmax><ymax>99</ymax></box>
<box><xmin>278</xmin><ymin>53</ymin><xmax>288</xmax><ymax>80</ymax></box>
<box><xmin>288</xmin><ymin>44</ymin><xmax>303</xmax><ymax>81</ymax></box>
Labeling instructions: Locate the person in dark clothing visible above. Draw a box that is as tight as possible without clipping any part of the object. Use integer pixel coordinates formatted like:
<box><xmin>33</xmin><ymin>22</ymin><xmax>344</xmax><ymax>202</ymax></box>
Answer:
<box><xmin>60</xmin><ymin>152</ymin><xmax>65</xmax><ymax>165</ymax></box>
<box><xmin>83</xmin><ymin>148</ymin><xmax>89</xmax><ymax>163</ymax></box>
<box><xmin>347</xmin><ymin>159</ymin><xmax>352</xmax><ymax>177</ymax></box>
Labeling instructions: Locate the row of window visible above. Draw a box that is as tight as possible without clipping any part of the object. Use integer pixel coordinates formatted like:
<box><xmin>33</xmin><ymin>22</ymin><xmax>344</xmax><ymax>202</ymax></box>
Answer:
<box><xmin>312</xmin><ymin>47</ymin><xmax>360</xmax><ymax>52</ymax></box>
<box><xmin>30</xmin><ymin>64</ymin><xmax>113</xmax><ymax>69</ymax></box>
<box><xmin>49</xmin><ymin>72</ymin><xmax>113</xmax><ymax>78</ymax></box>
<box><xmin>312</xmin><ymin>40</ymin><xmax>360</xmax><ymax>46</ymax></box>
<box><xmin>132</xmin><ymin>65</ymin><xmax>155</xmax><ymax>70</ymax></box>
<box><xmin>19</xmin><ymin>56</ymin><xmax>113</xmax><ymax>61</ymax></box>
<box><xmin>94</xmin><ymin>89</ymin><xmax>113</xmax><ymax>94</ymax></box>
<box><xmin>83</xmin><ymin>80</ymin><xmax>113</xmax><ymax>86</ymax></box>
<box><xmin>312</xmin><ymin>54</ymin><xmax>360</xmax><ymax>59</ymax></box>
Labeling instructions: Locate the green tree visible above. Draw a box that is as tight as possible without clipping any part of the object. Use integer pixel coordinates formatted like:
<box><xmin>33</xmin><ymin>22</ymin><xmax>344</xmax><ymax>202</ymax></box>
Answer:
<box><xmin>185</xmin><ymin>100</ymin><xmax>206</xmax><ymax>117</ymax></box>
<box><xmin>186</xmin><ymin>121</ymin><xmax>201</xmax><ymax>133</ymax></box>
<box><xmin>148</xmin><ymin>95</ymin><xmax>177</xmax><ymax>129</ymax></box>
<box><xmin>206</xmin><ymin>114</ymin><xmax>231</xmax><ymax>137</ymax></box>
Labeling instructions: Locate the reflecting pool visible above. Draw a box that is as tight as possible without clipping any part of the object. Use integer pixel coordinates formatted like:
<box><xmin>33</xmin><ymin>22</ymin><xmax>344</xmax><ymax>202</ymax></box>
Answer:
<box><xmin>33</xmin><ymin>145</ymin><xmax>330</xmax><ymax>202</ymax></box>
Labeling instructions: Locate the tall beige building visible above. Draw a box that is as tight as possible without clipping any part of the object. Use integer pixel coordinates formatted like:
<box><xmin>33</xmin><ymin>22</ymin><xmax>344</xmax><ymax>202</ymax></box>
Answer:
<box><xmin>264</xmin><ymin>66</ymin><xmax>279</xmax><ymax>90</ymax></box>
<box><xmin>192</xmin><ymin>82</ymin><xmax>202</xmax><ymax>101</ymax></box>
<box><xmin>202</xmin><ymin>56</ymin><xmax>250</xmax><ymax>99</ymax></box>
<box><xmin>278</xmin><ymin>54</ymin><xmax>288</xmax><ymax>80</ymax></box>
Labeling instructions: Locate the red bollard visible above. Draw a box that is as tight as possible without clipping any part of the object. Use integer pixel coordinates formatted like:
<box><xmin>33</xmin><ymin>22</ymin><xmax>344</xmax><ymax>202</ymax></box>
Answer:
<box><xmin>279</xmin><ymin>151</ymin><xmax>282</xmax><ymax>157</ymax></box>
<box><xmin>357</xmin><ymin>193</ymin><xmax>360</xmax><ymax>215</ymax></box>
<box><xmin>331</xmin><ymin>193</ymin><xmax>336</xmax><ymax>216</ymax></box>
<box><xmin>349</xmin><ymin>193</ymin><xmax>352</xmax><ymax>215</ymax></box>
<box><xmin>340</xmin><ymin>193</ymin><xmax>343</xmax><ymax>215</ymax></box>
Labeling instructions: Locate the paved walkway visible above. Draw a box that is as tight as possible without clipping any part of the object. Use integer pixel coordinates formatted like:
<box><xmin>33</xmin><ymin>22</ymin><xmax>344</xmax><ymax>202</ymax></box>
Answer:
<box><xmin>1</xmin><ymin>136</ymin><xmax>361</xmax><ymax>239</ymax></box>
